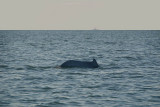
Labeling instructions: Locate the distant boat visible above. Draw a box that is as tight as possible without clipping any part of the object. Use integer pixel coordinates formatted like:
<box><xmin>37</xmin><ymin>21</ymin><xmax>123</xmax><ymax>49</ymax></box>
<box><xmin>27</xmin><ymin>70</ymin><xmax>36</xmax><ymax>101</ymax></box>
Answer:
<box><xmin>92</xmin><ymin>28</ymin><xmax>99</xmax><ymax>30</ymax></box>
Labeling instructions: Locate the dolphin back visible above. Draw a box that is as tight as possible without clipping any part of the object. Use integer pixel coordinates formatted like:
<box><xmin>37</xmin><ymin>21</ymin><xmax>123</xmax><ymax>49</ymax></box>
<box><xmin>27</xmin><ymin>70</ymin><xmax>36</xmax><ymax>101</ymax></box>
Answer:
<box><xmin>61</xmin><ymin>59</ymin><xmax>99</xmax><ymax>68</ymax></box>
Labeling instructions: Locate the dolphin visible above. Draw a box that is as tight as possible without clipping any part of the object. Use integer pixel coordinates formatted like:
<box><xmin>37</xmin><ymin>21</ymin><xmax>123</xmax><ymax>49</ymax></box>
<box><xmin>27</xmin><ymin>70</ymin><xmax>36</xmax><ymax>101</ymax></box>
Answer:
<box><xmin>60</xmin><ymin>59</ymin><xmax>99</xmax><ymax>68</ymax></box>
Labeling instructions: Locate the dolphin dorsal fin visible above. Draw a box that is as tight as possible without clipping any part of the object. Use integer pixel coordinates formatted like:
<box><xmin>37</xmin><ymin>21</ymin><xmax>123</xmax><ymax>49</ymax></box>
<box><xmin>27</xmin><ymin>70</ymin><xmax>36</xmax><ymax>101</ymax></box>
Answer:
<box><xmin>92</xmin><ymin>59</ymin><xmax>99</xmax><ymax>67</ymax></box>
<box><xmin>93</xmin><ymin>59</ymin><xmax>96</xmax><ymax>62</ymax></box>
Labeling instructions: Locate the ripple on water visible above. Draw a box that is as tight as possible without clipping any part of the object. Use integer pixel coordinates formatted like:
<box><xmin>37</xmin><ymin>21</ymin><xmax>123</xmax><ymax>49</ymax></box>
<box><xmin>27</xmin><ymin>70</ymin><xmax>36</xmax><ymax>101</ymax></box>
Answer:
<box><xmin>149</xmin><ymin>96</ymin><xmax>160</xmax><ymax>103</ymax></box>
<box><xmin>34</xmin><ymin>86</ymin><xmax>54</xmax><ymax>92</ymax></box>
<box><xmin>0</xmin><ymin>100</ymin><xmax>10</xmax><ymax>107</ymax></box>
<box><xmin>25</xmin><ymin>65</ymin><xmax>38</xmax><ymax>70</ymax></box>
<box><xmin>25</xmin><ymin>65</ymin><xmax>53</xmax><ymax>71</ymax></box>
<box><xmin>0</xmin><ymin>64</ymin><xmax>8</xmax><ymax>68</ymax></box>
<box><xmin>36</xmin><ymin>101</ymin><xmax>67</xmax><ymax>107</ymax></box>
<box><xmin>15</xmin><ymin>67</ymin><xmax>24</xmax><ymax>70</ymax></box>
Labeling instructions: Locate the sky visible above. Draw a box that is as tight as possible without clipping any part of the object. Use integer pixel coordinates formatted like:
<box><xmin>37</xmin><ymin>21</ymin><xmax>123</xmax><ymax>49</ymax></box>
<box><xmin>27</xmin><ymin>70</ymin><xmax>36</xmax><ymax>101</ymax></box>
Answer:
<box><xmin>0</xmin><ymin>0</ymin><xmax>160</xmax><ymax>30</ymax></box>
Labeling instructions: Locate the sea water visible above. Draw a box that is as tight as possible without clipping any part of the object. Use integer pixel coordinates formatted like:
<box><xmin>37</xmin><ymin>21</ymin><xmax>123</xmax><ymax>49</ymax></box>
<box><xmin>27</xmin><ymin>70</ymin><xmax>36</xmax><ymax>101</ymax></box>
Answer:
<box><xmin>0</xmin><ymin>30</ymin><xmax>160</xmax><ymax>107</ymax></box>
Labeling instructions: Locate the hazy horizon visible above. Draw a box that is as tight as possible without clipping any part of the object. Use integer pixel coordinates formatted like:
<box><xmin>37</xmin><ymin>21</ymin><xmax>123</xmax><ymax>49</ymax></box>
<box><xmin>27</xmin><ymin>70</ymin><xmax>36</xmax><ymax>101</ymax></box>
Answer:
<box><xmin>0</xmin><ymin>0</ymin><xmax>160</xmax><ymax>30</ymax></box>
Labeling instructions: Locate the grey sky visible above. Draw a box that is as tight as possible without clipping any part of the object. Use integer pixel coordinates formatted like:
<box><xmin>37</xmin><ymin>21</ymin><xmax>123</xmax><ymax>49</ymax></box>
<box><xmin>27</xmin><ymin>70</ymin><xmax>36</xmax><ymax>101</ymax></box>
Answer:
<box><xmin>0</xmin><ymin>0</ymin><xmax>160</xmax><ymax>30</ymax></box>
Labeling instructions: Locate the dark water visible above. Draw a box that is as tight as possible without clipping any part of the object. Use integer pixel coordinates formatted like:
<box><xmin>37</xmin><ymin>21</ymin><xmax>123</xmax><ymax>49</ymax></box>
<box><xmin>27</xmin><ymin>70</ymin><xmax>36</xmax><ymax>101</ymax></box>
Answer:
<box><xmin>0</xmin><ymin>30</ymin><xmax>160</xmax><ymax>107</ymax></box>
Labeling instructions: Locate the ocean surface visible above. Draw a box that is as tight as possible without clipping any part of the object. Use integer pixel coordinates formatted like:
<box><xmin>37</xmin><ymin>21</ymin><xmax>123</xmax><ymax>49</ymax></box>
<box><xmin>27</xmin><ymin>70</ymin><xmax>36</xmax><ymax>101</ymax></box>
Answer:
<box><xmin>0</xmin><ymin>30</ymin><xmax>160</xmax><ymax>107</ymax></box>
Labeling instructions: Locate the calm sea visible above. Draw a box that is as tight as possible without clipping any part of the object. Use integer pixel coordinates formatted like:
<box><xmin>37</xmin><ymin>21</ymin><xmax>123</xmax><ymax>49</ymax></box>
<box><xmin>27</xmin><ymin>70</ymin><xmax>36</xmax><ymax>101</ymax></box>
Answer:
<box><xmin>0</xmin><ymin>30</ymin><xmax>160</xmax><ymax>107</ymax></box>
